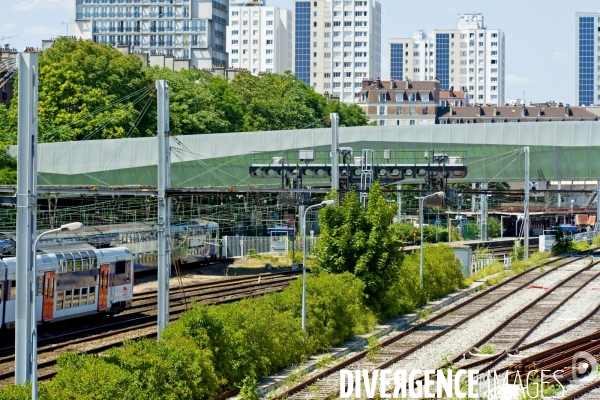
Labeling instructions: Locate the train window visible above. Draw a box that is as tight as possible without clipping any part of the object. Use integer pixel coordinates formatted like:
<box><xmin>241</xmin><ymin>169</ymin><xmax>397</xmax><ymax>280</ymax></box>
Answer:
<box><xmin>89</xmin><ymin>255</ymin><xmax>96</xmax><ymax>269</ymax></box>
<box><xmin>73</xmin><ymin>289</ymin><xmax>80</xmax><ymax>307</ymax></box>
<box><xmin>81</xmin><ymin>288</ymin><xmax>87</xmax><ymax>305</ymax></box>
<box><xmin>115</xmin><ymin>261</ymin><xmax>126</xmax><ymax>275</ymax></box>
<box><xmin>64</xmin><ymin>290</ymin><xmax>72</xmax><ymax>309</ymax></box>
<box><xmin>37</xmin><ymin>277</ymin><xmax>43</xmax><ymax>296</ymax></box>
<box><xmin>10</xmin><ymin>281</ymin><xmax>16</xmax><ymax>300</ymax></box>
<box><xmin>59</xmin><ymin>258</ymin><xmax>66</xmax><ymax>272</ymax></box>
<box><xmin>126</xmin><ymin>262</ymin><xmax>131</xmax><ymax>282</ymax></box>
<box><xmin>49</xmin><ymin>278</ymin><xmax>54</xmax><ymax>298</ymax></box>
<box><xmin>88</xmin><ymin>287</ymin><xmax>95</xmax><ymax>304</ymax></box>
<box><xmin>56</xmin><ymin>291</ymin><xmax>63</xmax><ymax>310</ymax></box>
<box><xmin>0</xmin><ymin>282</ymin><xmax>2</xmax><ymax>303</ymax></box>
<box><xmin>75</xmin><ymin>259</ymin><xmax>82</xmax><ymax>271</ymax></box>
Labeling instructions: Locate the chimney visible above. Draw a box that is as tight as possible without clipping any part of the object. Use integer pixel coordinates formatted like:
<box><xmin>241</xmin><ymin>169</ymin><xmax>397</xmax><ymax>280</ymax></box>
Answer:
<box><xmin>376</xmin><ymin>77</ymin><xmax>382</xmax><ymax>88</ymax></box>
<box><xmin>493</xmin><ymin>106</ymin><xmax>497</xmax><ymax>116</ymax></box>
<box><xmin>390</xmin><ymin>80</ymin><xmax>396</xmax><ymax>89</ymax></box>
<box><xmin>521</xmin><ymin>104</ymin><xmax>526</xmax><ymax>118</ymax></box>
<box><xmin>449</xmin><ymin>86</ymin><xmax>454</xmax><ymax>97</ymax></box>
<box><xmin>565</xmin><ymin>104</ymin><xmax>571</xmax><ymax>117</ymax></box>
<box><xmin>362</xmin><ymin>78</ymin><xmax>374</xmax><ymax>89</ymax></box>
<box><xmin>450</xmin><ymin>106</ymin><xmax>454</xmax><ymax>116</ymax></box>
<box><xmin>406</xmin><ymin>79</ymin><xmax>410</xmax><ymax>89</ymax></box>
<box><xmin>476</xmin><ymin>105</ymin><xmax>482</xmax><ymax>117</ymax></box>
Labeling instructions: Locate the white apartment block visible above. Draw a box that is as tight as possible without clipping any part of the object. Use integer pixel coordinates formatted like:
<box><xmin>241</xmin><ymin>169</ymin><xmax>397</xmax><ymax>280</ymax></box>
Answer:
<box><xmin>292</xmin><ymin>0</ymin><xmax>381</xmax><ymax>103</ymax></box>
<box><xmin>389</xmin><ymin>13</ymin><xmax>505</xmax><ymax>106</ymax></box>
<box><xmin>227</xmin><ymin>1</ymin><xmax>292</xmax><ymax>75</ymax></box>
<box><xmin>73</xmin><ymin>0</ymin><xmax>228</xmax><ymax>69</ymax></box>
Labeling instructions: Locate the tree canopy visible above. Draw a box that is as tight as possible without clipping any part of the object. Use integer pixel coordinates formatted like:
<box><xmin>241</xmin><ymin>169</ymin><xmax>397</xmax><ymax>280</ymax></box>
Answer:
<box><xmin>0</xmin><ymin>37</ymin><xmax>371</xmax><ymax>146</ymax></box>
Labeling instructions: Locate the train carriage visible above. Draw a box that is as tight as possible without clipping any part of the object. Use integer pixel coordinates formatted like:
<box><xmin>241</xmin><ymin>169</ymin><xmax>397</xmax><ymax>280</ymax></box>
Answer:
<box><xmin>1</xmin><ymin>247</ymin><xmax>133</xmax><ymax>329</ymax></box>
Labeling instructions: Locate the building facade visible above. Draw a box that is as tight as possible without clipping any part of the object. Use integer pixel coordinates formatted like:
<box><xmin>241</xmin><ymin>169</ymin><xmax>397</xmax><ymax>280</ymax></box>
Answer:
<box><xmin>388</xmin><ymin>13</ymin><xmax>505</xmax><ymax>106</ymax></box>
<box><xmin>575</xmin><ymin>12</ymin><xmax>598</xmax><ymax>106</ymax></box>
<box><xmin>438</xmin><ymin>104</ymin><xmax>598</xmax><ymax>124</ymax></box>
<box><xmin>73</xmin><ymin>0</ymin><xmax>228</xmax><ymax>69</ymax></box>
<box><xmin>227</xmin><ymin>1</ymin><xmax>292</xmax><ymax>75</ymax></box>
<box><xmin>292</xmin><ymin>0</ymin><xmax>381</xmax><ymax>103</ymax></box>
<box><xmin>358</xmin><ymin>79</ymin><xmax>439</xmax><ymax>126</ymax></box>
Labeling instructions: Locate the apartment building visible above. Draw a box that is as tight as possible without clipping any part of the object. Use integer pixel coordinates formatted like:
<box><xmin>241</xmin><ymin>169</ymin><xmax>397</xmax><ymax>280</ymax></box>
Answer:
<box><xmin>389</xmin><ymin>13</ymin><xmax>505</xmax><ymax>106</ymax></box>
<box><xmin>73</xmin><ymin>0</ymin><xmax>228</xmax><ymax>69</ymax></box>
<box><xmin>227</xmin><ymin>1</ymin><xmax>292</xmax><ymax>75</ymax></box>
<box><xmin>575</xmin><ymin>12</ymin><xmax>600</xmax><ymax>106</ymax></box>
<box><xmin>438</xmin><ymin>104</ymin><xmax>598</xmax><ymax>124</ymax></box>
<box><xmin>357</xmin><ymin>79</ymin><xmax>439</xmax><ymax>126</ymax></box>
<box><xmin>292</xmin><ymin>0</ymin><xmax>382</xmax><ymax>103</ymax></box>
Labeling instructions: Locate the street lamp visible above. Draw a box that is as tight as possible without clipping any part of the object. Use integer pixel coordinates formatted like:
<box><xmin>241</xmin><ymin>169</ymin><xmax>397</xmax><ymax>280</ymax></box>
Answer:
<box><xmin>418</xmin><ymin>192</ymin><xmax>444</xmax><ymax>288</ymax></box>
<box><xmin>31</xmin><ymin>222</ymin><xmax>83</xmax><ymax>399</ymax></box>
<box><xmin>302</xmin><ymin>200</ymin><xmax>335</xmax><ymax>341</ymax></box>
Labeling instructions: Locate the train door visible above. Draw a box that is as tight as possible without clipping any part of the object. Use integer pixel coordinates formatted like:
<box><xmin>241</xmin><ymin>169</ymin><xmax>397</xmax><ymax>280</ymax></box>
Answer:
<box><xmin>42</xmin><ymin>271</ymin><xmax>56</xmax><ymax>322</ymax></box>
<box><xmin>98</xmin><ymin>264</ymin><xmax>110</xmax><ymax>311</ymax></box>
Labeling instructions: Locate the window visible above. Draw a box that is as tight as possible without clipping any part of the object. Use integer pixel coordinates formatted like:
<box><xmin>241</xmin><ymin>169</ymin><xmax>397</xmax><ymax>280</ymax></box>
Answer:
<box><xmin>410</xmin><ymin>120</ymin><xmax>416</xmax><ymax>125</ymax></box>
<box><xmin>491</xmin><ymin>33</ymin><xmax>498</xmax><ymax>38</ymax></box>
<box><xmin>422</xmin><ymin>93</ymin><xmax>429</xmax><ymax>102</ymax></box>
<box><xmin>266</xmin><ymin>20</ymin><xmax>273</xmax><ymax>25</ymax></box>
<box><xmin>378</xmin><ymin>106</ymin><xmax>386</xmax><ymax>115</ymax></box>
<box><xmin>333</xmin><ymin>82</ymin><xmax>341</xmax><ymax>88</ymax></box>
<box><xmin>491</xmin><ymin>68</ymin><xmax>498</xmax><ymax>73</ymax></box>
<box><xmin>334</xmin><ymin>21</ymin><xmax>341</xmax><ymax>26</ymax></box>
<box><xmin>491</xmin><ymin>77</ymin><xmax>498</xmax><ymax>82</ymax></box>
<box><xmin>232</xmin><ymin>30</ymin><xmax>238</xmax><ymax>35</ymax></box>
<box><xmin>333</xmin><ymin>72</ymin><xmax>341</xmax><ymax>77</ymax></box>
<box><xmin>355</xmin><ymin>21</ymin><xmax>367</xmax><ymax>27</ymax></box>
<box><xmin>409</xmin><ymin>106</ymin><xmax>415</xmax><ymax>115</ymax></box>
<box><xmin>355</xmin><ymin>11</ymin><xmax>367</xmax><ymax>16</ymax></box>
<box><xmin>345</xmin><ymin>21</ymin><xmax>352</xmax><ymax>27</ymax></box>
<box><xmin>478</xmin><ymin>42</ymin><xmax>484</xmax><ymax>47</ymax></box>
<box><xmin>491</xmin><ymin>59</ymin><xmax>497</xmax><ymax>64</ymax></box>
<box><xmin>266</xmin><ymin>30</ymin><xmax>273</xmax><ymax>35</ymax></box>
<box><xmin>491</xmin><ymin>86</ymin><xmax>497</xmax><ymax>91</ymax></box>
<box><xmin>491</xmin><ymin>42</ymin><xmax>498</xmax><ymax>47</ymax></box>
<box><xmin>232</xmin><ymin>11</ymin><xmax>239</xmax><ymax>16</ymax></box>
<box><xmin>344</xmin><ymin>41</ymin><xmax>352</xmax><ymax>47</ymax></box>
<box><xmin>266</xmin><ymin>59</ymin><xmax>273</xmax><ymax>64</ymax></box>
<box><xmin>491</xmin><ymin>51</ymin><xmax>498</xmax><ymax>56</ymax></box>
<box><xmin>344</xmin><ymin>82</ymin><xmax>351</xmax><ymax>88</ymax></box>
<box><xmin>266</xmin><ymin>40</ymin><xmax>273</xmax><ymax>44</ymax></box>
<box><xmin>422</xmin><ymin>107</ymin><xmax>428</xmax><ymax>115</ymax></box>
<box><xmin>379</xmin><ymin>93</ymin><xmax>387</xmax><ymax>101</ymax></box>
<box><xmin>345</xmin><ymin>72</ymin><xmax>352</xmax><ymax>78</ymax></box>
<box><xmin>408</xmin><ymin>93</ymin><xmax>416</xmax><ymax>102</ymax></box>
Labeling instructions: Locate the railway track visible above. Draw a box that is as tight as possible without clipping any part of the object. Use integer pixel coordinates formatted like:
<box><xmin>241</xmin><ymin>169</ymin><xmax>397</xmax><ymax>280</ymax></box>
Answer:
<box><xmin>267</xmin><ymin>256</ymin><xmax>580</xmax><ymax>400</ymax></box>
<box><xmin>0</xmin><ymin>271</ymin><xmax>301</xmax><ymax>385</ymax></box>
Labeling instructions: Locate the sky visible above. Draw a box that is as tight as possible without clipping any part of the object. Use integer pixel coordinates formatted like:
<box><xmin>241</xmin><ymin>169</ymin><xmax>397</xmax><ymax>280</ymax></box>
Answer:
<box><xmin>1</xmin><ymin>0</ymin><xmax>599</xmax><ymax>105</ymax></box>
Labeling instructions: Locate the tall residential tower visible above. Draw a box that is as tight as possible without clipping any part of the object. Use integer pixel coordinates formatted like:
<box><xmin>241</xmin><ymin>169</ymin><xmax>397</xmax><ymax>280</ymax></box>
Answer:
<box><xmin>73</xmin><ymin>0</ymin><xmax>228</xmax><ymax>69</ymax></box>
<box><xmin>227</xmin><ymin>0</ymin><xmax>292</xmax><ymax>75</ymax></box>
<box><xmin>575</xmin><ymin>12</ymin><xmax>598</xmax><ymax>106</ymax></box>
<box><xmin>389</xmin><ymin>14</ymin><xmax>505</xmax><ymax>106</ymax></box>
<box><xmin>292</xmin><ymin>0</ymin><xmax>381</xmax><ymax>103</ymax></box>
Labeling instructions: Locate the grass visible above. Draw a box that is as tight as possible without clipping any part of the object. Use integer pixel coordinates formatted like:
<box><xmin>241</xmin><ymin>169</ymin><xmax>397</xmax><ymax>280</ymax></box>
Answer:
<box><xmin>315</xmin><ymin>355</ymin><xmax>335</xmax><ymax>370</ymax></box>
<box><xmin>419</xmin><ymin>308</ymin><xmax>432</xmax><ymax>320</ymax></box>
<box><xmin>464</xmin><ymin>262</ymin><xmax>506</xmax><ymax>286</ymax></box>
<box><xmin>366</xmin><ymin>335</ymin><xmax>381</xmax><ymax>362</ymax></box>
<box><xmin>479</xmin><ymin>343</ymin><xmax>494</xmax><ymax>355</ymax></box>
<box><xmin>571</xmin><ymin>241</ymin><xmax>591</xmax><ymax>251</ymax></box>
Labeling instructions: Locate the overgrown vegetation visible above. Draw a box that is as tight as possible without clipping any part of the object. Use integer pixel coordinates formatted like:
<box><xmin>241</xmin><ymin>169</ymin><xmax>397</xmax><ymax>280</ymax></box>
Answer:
<box><xmin>551</xmin><ymin>227</ymin><xmax>573</xmax><ymax>255</ymax></box>
<box><xmin>315</xmin><ymin>182</ymin><xmax>464</xmax><ymax>319</ymax></box>
<box><xmin>0</xmin><ymin>272</ymin><xmax>375</xmax><ymax>399</ymax></box>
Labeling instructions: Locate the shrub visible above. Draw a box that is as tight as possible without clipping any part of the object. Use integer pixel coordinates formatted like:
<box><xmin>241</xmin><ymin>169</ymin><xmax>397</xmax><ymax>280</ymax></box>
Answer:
<box><xmin>315</xmin><ymin>183</ymin><xmax>403</xmax><ymax>313</ymax></box>
<box><xmin>551</xmin><ymin>227</ymin><xmax>573</xmax><ymax>255</ymax></box>
<box><xmin>379</xmin><ymin>244</ymin><xmax>464</xmax><ymax>319</ymax></box>
<box><xmin>245</xmin><ymin>248</ymin><xmax>260</xmax><ymax>259</ymax></box>
<box><xmin>593</xmin><ymin>234</ymin><xmax>600</xmax><ymax>247</ymax></box>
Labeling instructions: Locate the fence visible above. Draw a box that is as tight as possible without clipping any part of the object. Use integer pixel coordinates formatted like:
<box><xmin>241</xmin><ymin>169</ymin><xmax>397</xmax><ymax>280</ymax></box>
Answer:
<box><xmin>470</xmin><ymin>253</ymin><xmax>512</xmax><ymax>276</ymax></box>
<box><xmin>540</xmin><ymin>230</ymin><xmax>598</xmax><ymax>252</ymax></box>
<box><xmin>221</xmin><ymin>236</ymin><xmax>319</xmax><ymax>258</ymax></box>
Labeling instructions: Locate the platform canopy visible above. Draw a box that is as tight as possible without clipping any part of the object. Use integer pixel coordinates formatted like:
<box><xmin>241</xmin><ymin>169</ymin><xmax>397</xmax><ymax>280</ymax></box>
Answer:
<box><xmin>15</xmin><ymin>121</ymin><xmax>600</xmax><ymax>188</ymax></box>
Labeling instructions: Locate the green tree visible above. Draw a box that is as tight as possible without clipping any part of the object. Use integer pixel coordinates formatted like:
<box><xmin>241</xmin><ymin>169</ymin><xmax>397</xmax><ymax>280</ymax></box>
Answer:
<box><xmin>147</xmin><ymin>67</ymin><xmax>235</xmax><ymax>135</ymax></box>
<box><xmin>315</xmin><ymin>182</ymin><xmax>404</xmax><ymax>312</ymax></box>
<box><xmin>231</xmin><ymin>71</ymin><xmax>324</xmax><ymax>131</ymax></box>
<box><xmin>324</xmin><ymin>101</ymin><xmax>370</xmax><ymax>127</ymax></box>
<box><xmin>26</xmin><ymin>38</ymin><xmax>152</xmax><ymax>142</ymax></box>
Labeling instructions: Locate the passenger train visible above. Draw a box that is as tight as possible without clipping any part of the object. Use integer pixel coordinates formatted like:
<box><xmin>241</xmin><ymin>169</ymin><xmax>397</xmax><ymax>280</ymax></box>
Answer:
<box><xmin>0</xmin><ymin>247</ymin><xmax>133</xmax><ymax>329</ymax></box>
<box><xmin>29</xmin><ymin>219</ymin><xmax>220</xmax><ymax>272</ymax></box>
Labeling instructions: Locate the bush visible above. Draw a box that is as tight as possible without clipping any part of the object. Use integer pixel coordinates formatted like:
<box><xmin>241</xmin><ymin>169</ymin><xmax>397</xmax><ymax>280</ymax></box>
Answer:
<box><xmin>593</xmin><ymin>234</ymin><xmax>600</xmax><ymax>247</ymax></box>
<box><xmin>1</xmin><ymin>272</ymin><xmax>374</xmax><ymax>400</ymax></box>
<box><xmin>551</xmin><ymin>227</ymin><xmax>573</xmax><ymax>255</ymax></box>
<box><xmin>379</xmin><ymin>244</ymin><xmax>464</xmax><ymax>319</ymax></box>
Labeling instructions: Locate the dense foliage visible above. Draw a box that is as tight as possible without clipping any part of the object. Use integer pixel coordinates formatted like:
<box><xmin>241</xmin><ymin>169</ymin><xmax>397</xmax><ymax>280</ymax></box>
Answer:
<box><xmin>0</xmin><ymin>272</ymin><xmax>374</xmax><ymax>400</ymax></box>
<box><xmin>315</xmin><ymin>182</ymin><xmax>404</xmax><ymax>313</ymax></box>
<box><xmin>0</xmin><ymin>37</ymin><xmax>369</xmax><ymax>149</ymax></box>
<box><xmin>315</xmin><ymin>182</ymin><xmax>465</xmax><ymax>318</ymax></box>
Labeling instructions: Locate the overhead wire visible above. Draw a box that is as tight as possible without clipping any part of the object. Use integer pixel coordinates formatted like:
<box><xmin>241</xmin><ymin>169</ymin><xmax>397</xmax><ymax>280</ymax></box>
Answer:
<box><xmin>96</xmin><ymin>95</ymin><xmax>154</xmax><ymax>184</ymax></box>
<box><xmin>37</xmin><ymin>88</ymin><xmax>151</xmax><ymax>182</ymax></box>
